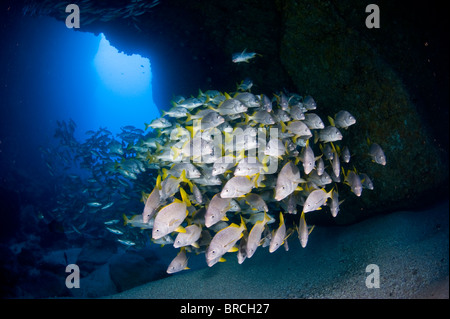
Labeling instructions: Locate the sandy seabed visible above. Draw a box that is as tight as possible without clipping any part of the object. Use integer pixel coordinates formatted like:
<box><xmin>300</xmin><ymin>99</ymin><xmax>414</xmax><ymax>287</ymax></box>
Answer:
<box><xmin>106</xmin><ymin>200</ymin><xmax>449</xmax><ymax>299</ymax></box>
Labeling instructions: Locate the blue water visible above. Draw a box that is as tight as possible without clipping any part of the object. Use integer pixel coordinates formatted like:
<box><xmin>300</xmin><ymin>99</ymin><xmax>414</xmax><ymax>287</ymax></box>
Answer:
<box><xmin>0</xmin><ymin>14</ymin><xmax>162</xmax><ymax>298</ymax></box>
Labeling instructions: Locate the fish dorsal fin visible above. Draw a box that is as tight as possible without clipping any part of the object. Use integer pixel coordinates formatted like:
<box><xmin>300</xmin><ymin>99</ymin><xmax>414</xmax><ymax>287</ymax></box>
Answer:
<box><xmin>224</xmin><ymin>92</ymin><xmax>232</xmax><ymax>100</ymax></box>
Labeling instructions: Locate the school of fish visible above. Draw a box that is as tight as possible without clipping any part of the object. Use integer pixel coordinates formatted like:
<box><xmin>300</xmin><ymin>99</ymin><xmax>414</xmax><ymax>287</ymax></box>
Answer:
<box><xmin>42</xmin><ymin>80</ymin><xmax>386</xmax><ymax>274</ymax></box>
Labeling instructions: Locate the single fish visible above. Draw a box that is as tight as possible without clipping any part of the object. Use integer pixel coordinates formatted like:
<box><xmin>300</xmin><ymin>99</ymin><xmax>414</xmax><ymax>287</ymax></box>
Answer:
<box><xmin>329</xmin><ymin>189</ymin><xmax>344</xmax><ymax>217</ymax></box>
<box><xmin>205</xmin><ymin>217</ymin><xmax>246</xmax><ymax>267</ymax></box>
<box><xmin>146</xmin><ymin>117</ymin><xmax>172</xmax><ymax>129</ymax></box>
<box><xmin>303</xmin><ymin>113</ymin><xmax>324</xmax><ymax>129</ymax></box>
<box><xmin>298</xmin><ymin>212</ymin><xmax>315</xmax><ymax>248</ymax></box>
<box><xmin>220</xmin><ymin>175</ymin><xmax>258</xmax><ymax>198</ymax></box>
<box><xmin>319</xmin><ymin>126</ymin><xmax>343</xmax><ymax>143</ymax></box>
<box><xmin>274</xmin><ymin>162</ymin><xmax>304</xmax><ymax>201</ymax></box>
<box><xmin>205</xmin><ymin>194</ymin><xmax>232</xmax><ymax>228</ymax></box>
<box><xmin>117</xmin><ymin>239</ymin><xmax>136</xmax><ymax>247</ymax></box>
<box><xmin>232</xmin><ymin>49</ymin><xmax>260</xmax><ymax>63</ymax></box>
<box><xmin>368</xmin><ymin>142</ymin><xmax>386</xmax><ymax>166</ymax></box>
<box><xmin>173</xmin><ymin>224</ymin><xmax>202</xmax><ymax>248</ymax></box>
<box><xmin>360</xmin><ymin>173</ymin><xmax>374</xmax><ymax>190</ymax></box>
<box><xmin>167</xmin><ymin>248</ymin><xmax>190</xmax><ymax>274</ymax></box>
<box><xmin>264</xmin><ymin>138</ymin><xmax>286</xmax><ymax>159</ymax></box>
<box><xmin>269</xmin><ymin>212</ymin><xmax>287</xmax><ymax>253</ymax></box>
<box><xmin>333</xmin><ymin>110</ymin><xmax>356</xmax><ymax>129</ymax></box>
<box><xmin>152</xmin><ymin>189</ymin><xmax>190</xmax><ymax>239</ymax></box>
<box><xmin>246</xmin><ymin>211</ymin><xmax>271</xmax><ymax>258</ymax></box>
<box><xmin>216</xmin><ymin>97</ymin><xmax>248</xmax><ymax>115</ymax></box>
<box><xmin>303</xmin><ymin>188</ymin><xmax>333</xmax><ymax>213</ymax></box>
<box><xmin>302</xmin><ymin>95</ymin><xmax>317</xmax><ymax>110</ymax></box>
<box><xmin>344</xmin><ymin>170</ymin><xmax>363</xmax><ymax>197</ymax></box>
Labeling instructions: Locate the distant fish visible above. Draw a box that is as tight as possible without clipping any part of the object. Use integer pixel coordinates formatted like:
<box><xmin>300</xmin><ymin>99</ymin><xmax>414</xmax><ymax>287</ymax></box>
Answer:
<box><xmin>232</xmin><ymin>49</ymin><xmax>260</xmax><ymax>63</ymax></box>
<box><xmin>368</xmin><ymin>141</ymin><xmax>386</xmax><ymax>166</ymax></box>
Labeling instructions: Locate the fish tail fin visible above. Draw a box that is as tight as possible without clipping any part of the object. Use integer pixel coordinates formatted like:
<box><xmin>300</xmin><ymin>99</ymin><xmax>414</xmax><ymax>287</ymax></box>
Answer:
<box><xmin>141</xmin><ymin>191</ymin><xmax>149</xmax><ymax>203</ymax></box>
<box><xmin>185</xmin><ymin>125</ymin><xmax>194</xmax><ymax>137</ymax></box>
<box><xmin>179</xmin><ymin>169</ymin><xmax>194</xmax><ymax>193</ymax></box>
<box><xmin>224</xmin><ymin>92</ymin><xmax>232</xmax><ymax>100</ymax></box>
<box><xmin>244</xmin><ymin>113</ymin><xmax>250</xmax><ymax>125</ymax></box>
<box><xmin>185</xmin><ymin>113</ymin><xmax>193</xmax><ymax>123</ymax></box>
<box><xmin>252</xmin><ymin>172</ymin><xmax>261</xmax><ymax>188</ymax></box>
<box><xmin>261</xmin><ymin>154</ymin><xmax>270</xmax><ymax>165</ymax></box>
<box><xmin>161</xmin><ymin>168</ymin><xmax>169</xmax><ymax>180</ymax></box>
<box><xmin>171</xmin><ymin>146</ymin><xmax>180</xmax><ymax>160</ymax></box>
<box><xmin>224</xmin><ymin>131</ymin><xmax>233</xmax><ymax>145</ymax></box>
<box><xmin>240</xmin><ymin>215</ymin><xmax>247</xmax><ymax>231</ymax></box>
<box><xmin>328</xmin><ymin>115</ymin><xmax>335</xmax><ymax>127</ymax></box>
<box><xmin>280</xmin><ymin>121</ymin><xmax>287</xmax><ymax>133</ymax></box>
<box><xmin>330</xmin><ymin>141</ymin><xmax>337</xmax><ymax>153</ymax></box>
<box><xmin>123</xmin><ymin>214</ymin><xmax>129</xmax><ymax>226</ymax></box>
<box><xmin>155</xmin><ymin>141</ymin><xmax>164</xmax><ymax>154</ymax></box>
<box><xmin>144</xmin><ymin>122</ymin><xmax>151</xmax><ymax>130</ymax></box>
<box><xmin>279</xmin><ymin>211</ymin><xmax>284</xmax><ymax>227</ymax></box>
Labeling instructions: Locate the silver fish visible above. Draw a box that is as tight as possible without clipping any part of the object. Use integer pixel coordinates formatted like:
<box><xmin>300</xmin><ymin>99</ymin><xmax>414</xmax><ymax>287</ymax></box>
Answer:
<box><xmin>303</xmin><ymin>188</ymin><xmax>333</xmax><ymax>213</ymax></box>
<box><xmin>246</xmin><ymin>212</ymin><xmax>271</xmax><ymax>258</ymax></box>
<box><xmin>274</xmin><ymin>162</ymin><xmax>304</xmax><ymax>201</ymax></box>
<box><xmin>298</xmin><ymin>212</ymin><xmax>314</xmax><ymax>248</ymax></box>
<box><xmin>173</xmin><ymin>224</ymin><xmax>202</xmax><ymax>248</ymax></box>
<box><xmin>216</xmin><ymin>98</ymin><xmax>247</xmax><ymax>115</ymax></box>
<box><xmin>232</xmin><ymin>49</ymin><xmax>260</xmax><ymax>63</ymax></box>
<box><xmin>205</xmin><ymin>194</ymin><xmax>232</xmax><ymax>228</ymax></box>
<box><xmin>368</xmin><ymin>143</ymin><xmax>386</xmax><ymax>166</ymax></box>
<box><xmin>221</xmin><ymin>176</ymin><xmax>256</xmax><ymax>198</ymax></box>
<box><xmin>319</xmin><ymin>126</ymin><xmax>343</xmax><ymax>143</ymax></box>
<box><xmin>167</xmin><ymin>248</ymin><xmax>189</xmax><ymax>274</ymax></box>
<box><xmin>334</xmin><ymin>110</ymin><xmax>356</xmax><ymax>129</ymax></box>
<box><xmin>345</xmin><ymin>170</ymin><xmax>363</xmax><ymax>197</ymax></box>
<box><xmin>269</xmin><ymin>212</ymin><xmax>287</xmax><ymax>253</ymax></box>
<box><xmin>205</xmin><ymin>218</ymin><xmax>246</xmax><ymax>267</ymax></box>
<box><xmin>303</xmin><ymin>113</ymin><xmax>324</xmax><ymax>129</ymax></box>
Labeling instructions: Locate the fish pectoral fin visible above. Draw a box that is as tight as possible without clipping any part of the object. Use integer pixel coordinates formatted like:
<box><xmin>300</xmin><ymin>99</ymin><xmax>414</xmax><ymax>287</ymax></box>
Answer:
<box><xmin>191</xmin><ymin>242</ymin><xmax>200</xmax><ymax>249</ymax></box>
<box><xmin>221</xmin><ymin>216</ymin><xmax>229</xmax><ymax>222</ymax></box>
<box><xmin>228</xmin><ymin>246</ymin><xmax>239</xmax><ymax>253</ymax></box>
<box><xmin>175</xmin><ymin>225</ymin><xmax>186</xmax><ymax>233</ymax></box>
<box><xmin>219</xmin><ymin>257</ymin><xmax>226</xmax><ymax>263</ymax></box>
